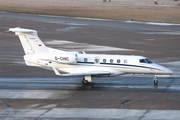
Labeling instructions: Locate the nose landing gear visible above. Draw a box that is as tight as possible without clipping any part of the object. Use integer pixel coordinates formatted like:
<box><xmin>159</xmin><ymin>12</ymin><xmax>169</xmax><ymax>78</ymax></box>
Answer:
<box><xmin>153</xmin><ymin>76</ymin><xmax>158</xmax><ymax>85</ymax></box>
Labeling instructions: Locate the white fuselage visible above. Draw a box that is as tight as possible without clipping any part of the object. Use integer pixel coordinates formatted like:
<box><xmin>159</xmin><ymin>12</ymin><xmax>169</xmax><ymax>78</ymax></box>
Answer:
<box><xmin>24</xmin><ymin>51</ymin><xmax>173</xmax><ymax>77</ymax></box>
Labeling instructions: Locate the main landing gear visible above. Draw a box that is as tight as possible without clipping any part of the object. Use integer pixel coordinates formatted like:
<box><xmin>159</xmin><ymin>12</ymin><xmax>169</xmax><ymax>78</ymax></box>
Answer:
<box><xmin>153</xmin><ymin>76</ymin><xmax>158</xmax><ymax>85</ymax></box>
<box><xmin>82</xmin><ymin>75</ymin><xmax>92</xmax><ymax>84</ymax></box>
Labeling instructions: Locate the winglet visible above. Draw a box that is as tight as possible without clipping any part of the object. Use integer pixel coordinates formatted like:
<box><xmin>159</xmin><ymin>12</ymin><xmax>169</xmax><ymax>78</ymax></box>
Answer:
<box><xmin>52</xmin><ymin>67</ymin><xmax>61</xmax><ymax>76</ymax></box>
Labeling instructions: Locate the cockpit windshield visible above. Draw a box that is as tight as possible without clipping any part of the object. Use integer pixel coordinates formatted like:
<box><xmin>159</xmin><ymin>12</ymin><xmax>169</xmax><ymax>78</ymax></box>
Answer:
<box><xmin>145</xmin><ymin>59</ymin><xmax>153</xmax><ymax>63</ymax></box>
<box><xmin>139</xmin><ymin>59</ymin><xmax>153</xmax><ymax>64</ymax></box>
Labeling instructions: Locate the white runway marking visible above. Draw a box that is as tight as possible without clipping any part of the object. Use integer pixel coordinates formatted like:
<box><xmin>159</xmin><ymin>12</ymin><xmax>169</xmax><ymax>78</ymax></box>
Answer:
<box><xmin>161</xmin><ymin>61</ymin><xmax>180</xmax><ymax>66</ymax></box>
<box><xmin>0</xmin><ymin>90</ymin><xmax>75</xmax><ymax>99</ymax></box>
<box><xmin>0</xmin><ymin>108</ymin><xmax>180</xmax><ymax>119</ymax></box>
<box><xmin>140</xmin><ymin>31</ymin><xmax>180</xmax><ymax>35</ymax></box>
<box><xmin>56</xmin><ymin>27</ymin><xmax>80</xmax><ymax>32</ymax></box>
<box><xmin>144</xmin><ymin>39</ymin><xmax>155</xmax><ymax>41</ymax></box>
<box><xmin>126</xmin><ymin>20</ymin><xmax>180</xmax><ymax>26</ymax></box>
<box><xmin>42</xmin><ymin>108</ymin><xmax>146</xmax><ymax>119</ymax></box>
<box><xmin>74</xmin><ymin>17</ymin><xmax>112</xmax><ymax>21</ymax></box>
<box><xmin>45</xmin><ymin>40</ymin><xmax>134</xmax><ymax>51</ymax></box>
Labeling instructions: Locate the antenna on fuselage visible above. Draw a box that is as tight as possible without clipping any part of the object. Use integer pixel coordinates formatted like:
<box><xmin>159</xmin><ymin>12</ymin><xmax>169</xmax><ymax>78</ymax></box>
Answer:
<box><xmin>82</xmin><ymin>51</ymin><xmax>86</xmax><ymax>54</ymax></box>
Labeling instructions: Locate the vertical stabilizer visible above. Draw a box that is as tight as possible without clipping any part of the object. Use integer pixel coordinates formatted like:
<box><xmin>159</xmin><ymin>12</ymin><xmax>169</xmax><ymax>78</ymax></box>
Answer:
<box><xmin>9</xmin><ymin>27</ymin><xmax>48</xmax><ymax>55</ymax></box>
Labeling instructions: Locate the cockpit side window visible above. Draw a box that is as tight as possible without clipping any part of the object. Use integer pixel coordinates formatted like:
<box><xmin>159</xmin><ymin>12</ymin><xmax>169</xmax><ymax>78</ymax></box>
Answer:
<box><xmin>139</xmin><ymin>59</ymin><xmax>147</xmax><ymax>63</ymax></box>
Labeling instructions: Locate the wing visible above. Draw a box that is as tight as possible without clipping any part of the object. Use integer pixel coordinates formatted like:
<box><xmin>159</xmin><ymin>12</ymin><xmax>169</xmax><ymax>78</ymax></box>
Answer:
<box><xmin>52</xmin><ymin>67</ymin><xmax>111</xmax><ymax>76</ymax></box>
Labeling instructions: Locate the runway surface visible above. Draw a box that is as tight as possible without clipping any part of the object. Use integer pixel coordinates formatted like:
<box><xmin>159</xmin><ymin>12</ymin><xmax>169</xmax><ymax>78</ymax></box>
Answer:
<box><xmin>0</xmin><ymin>76</ymin><xmax>180</xmax><ymax>119</ymax></box>
<box><xmin>0</xmin><ymin>12</ymin><xmax>180</xmax><ymax>119</ymax></box>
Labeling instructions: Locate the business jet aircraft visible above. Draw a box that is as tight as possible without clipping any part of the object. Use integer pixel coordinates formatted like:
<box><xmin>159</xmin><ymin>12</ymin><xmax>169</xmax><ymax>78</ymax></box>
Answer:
<box><xmin>9</xmin><ymin>27</ymin><xmax>173</xmax><ymax>85</ymax></box>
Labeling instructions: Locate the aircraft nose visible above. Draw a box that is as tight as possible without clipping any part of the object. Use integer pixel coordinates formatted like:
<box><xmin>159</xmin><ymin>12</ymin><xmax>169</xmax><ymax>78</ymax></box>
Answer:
<box><xmin>163</xmin><ymin>68</ymin><xmax>174</xmax><ymax>75</ymax></box>
<box><xmin>153</xmin><ymin>63</ymin><xmax>174</xmax><ymax>75</ymax></box>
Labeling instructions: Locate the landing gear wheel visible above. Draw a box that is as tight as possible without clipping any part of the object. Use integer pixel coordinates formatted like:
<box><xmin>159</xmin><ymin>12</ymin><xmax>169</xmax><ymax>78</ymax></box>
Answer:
<box><xmin>82</xmin><ymin>78</ymin><xmax>89</xmax><ymax>84</ymax></box>
<box><xmin>82</xmin><ymin>76</ymin><xmax>92</xmax><ymax>85</ymax></box>
<box><xmin>153</xmin><ymin>76</ymin><xmax>158</xmax><ymax>85</ymax></box>
<box><xmin>154</xmin><ymin>80</ymin><xmax>158</xmax><ymax>85</ymax></box>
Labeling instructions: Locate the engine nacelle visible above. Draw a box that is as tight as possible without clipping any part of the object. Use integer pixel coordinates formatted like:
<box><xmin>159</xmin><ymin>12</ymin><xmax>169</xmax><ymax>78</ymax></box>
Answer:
<box><xmin>49</xmin><ymin>53</ymin><xmax>77</xmax><ymax>64</ymax></box>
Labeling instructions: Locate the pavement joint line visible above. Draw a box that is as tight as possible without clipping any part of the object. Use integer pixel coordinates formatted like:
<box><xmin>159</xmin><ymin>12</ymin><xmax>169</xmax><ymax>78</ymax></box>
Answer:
<box><xmin>34</xmin><ymin>108</ymin><xmax>53</xmax><ymax>120</ymax></box>
<box><xmin>0</xmin><ymin>100</ymin><xmax>15</xmax><ymax>120</ymax></box>
<box><xmin>166</xmin><ymin>77</ymin><xmax>176</xmax><ymax>90</ymax></box>
<box><xmin>149</xmin><ymin>77</ymin><xmax>175</xmax><ymax>109</ymax></box>
<box><xmin>139</xmin><ymin>109</ymin><xmax>149</xmax><ymax>120</ymax></box>
<box><xmin>139</xmin><ymin>77</ymin><xmax>177</xmax><ymax>120</ymax></box>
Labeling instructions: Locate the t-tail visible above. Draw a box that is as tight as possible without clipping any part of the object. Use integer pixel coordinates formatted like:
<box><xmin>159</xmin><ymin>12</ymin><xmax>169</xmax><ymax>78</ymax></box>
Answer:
<box><xmin>9</xmin><ymin>27</ymin><xmax>48</xmax><ymax>55</ymax></box>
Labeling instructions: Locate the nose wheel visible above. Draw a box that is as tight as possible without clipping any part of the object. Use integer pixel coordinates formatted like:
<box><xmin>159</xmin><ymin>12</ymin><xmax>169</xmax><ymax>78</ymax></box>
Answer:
<box><xmin>153</xmin><ymin>76</ymin><xmax>158</xmax><ymax>85</ymax></box>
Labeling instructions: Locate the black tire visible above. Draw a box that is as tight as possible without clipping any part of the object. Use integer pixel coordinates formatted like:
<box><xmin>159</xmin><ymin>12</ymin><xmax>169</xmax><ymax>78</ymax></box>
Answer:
<box><xmin>82</xmin><ymin>79</ymin><xmax>88</xmax><ymax>84</ymax></box>
<box><xmin>154</xmin><ymin>80</ymin><xmax>158</xmax><ymax>85</ymax></box>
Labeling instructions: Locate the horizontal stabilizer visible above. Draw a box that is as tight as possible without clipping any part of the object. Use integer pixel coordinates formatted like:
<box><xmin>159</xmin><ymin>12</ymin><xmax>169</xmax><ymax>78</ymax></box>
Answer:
<box><xmin>9</xmin><ymin>27</ymin><xmax>35</xmax><ymax>33</ymax></box>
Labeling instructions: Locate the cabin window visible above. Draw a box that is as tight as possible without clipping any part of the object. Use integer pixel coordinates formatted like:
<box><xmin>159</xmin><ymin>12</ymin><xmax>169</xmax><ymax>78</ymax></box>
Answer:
<box><xmin>103</xmin><ymin>59</ymin><xmax>106</xmax><ymax>63</ymax></box>
<box><xmin>117</xmin><ymin>59</ymin><xmax>120</xmax><ymax>63</ymax></box>
<box><xmin>139</xmin><ymin>59</ymin><xmax>146</xmax><ymax>63</ymax></box>
<box><xmin>110</xmin><ymin>59</ymin><xmax>113</xmax><ymax>63</ymax></box>
<box><xmin>75</xmin><ymin>54</ymin><xmax>78</xmax><ymax>60</ymax></box>
<box><xmin>124</xmin><ymin>59</ymin><xmax>127</xmax><ymax>63</ymax></box>
<box><xmin>94</xmin><ymin>56</ymin><xmax>100</xmax><ymax>64</ymax></box>
<box><xmin>95</xmin><ymin>59</ymin><xmax>99</xmax><ymax>63</ymax></box>
<box><xmin>84</xmin><ymin>58</ymin><xmax>88</xmax><ymax>62</ymax></box>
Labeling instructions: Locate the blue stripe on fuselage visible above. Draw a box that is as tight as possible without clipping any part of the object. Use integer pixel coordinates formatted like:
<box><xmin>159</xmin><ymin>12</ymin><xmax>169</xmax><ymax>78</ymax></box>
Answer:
<box><xmin>76</xmin><ymin>61</ymin><xmax>160</xmax><ymax>71</ymax></box>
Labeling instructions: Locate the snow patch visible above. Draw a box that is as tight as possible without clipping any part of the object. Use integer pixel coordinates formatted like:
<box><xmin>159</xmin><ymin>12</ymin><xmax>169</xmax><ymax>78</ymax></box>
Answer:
<box><xmin>126</xmin><ymin>20</ymin><xmax>180</xmax><ymax>26</ymax></box>
<box><xmin>45</xmin><ymin>40</ymin><xmax>134</xmax><ymax>52</ymax></box>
